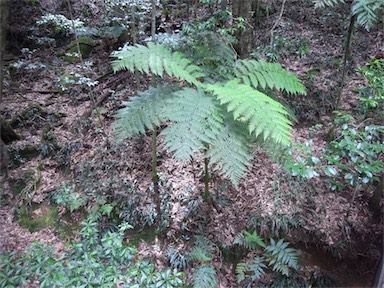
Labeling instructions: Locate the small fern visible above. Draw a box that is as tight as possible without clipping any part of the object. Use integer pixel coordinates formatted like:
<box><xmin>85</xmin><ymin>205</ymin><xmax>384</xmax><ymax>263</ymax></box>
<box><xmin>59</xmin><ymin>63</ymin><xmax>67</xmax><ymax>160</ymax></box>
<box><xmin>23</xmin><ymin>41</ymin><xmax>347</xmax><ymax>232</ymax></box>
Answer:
<box><xmin>189</xmin><ymin>246</ymin><xmax>212</xmax><ymax>262</ymax></box>
<box><xmin>189</xmin><ymin>236</ymin><xmax>213</xmax><ymax>263</ymax></box>
<box><xmin>111</xmin><ymin>42</ymin><xmax>204</xmax><ymax>87</ymax></box>
<box><xmin>235</xmin><ymin>262</ymin><xmax>248</xmax><ymax>283</ymax></box>
<box><xmin>249</xmin><ymin>256</ymin><xmax>267</xmax><ymax>281</ymax></box>
<box><xmin>207</xmin><ymin>80</ymin><xmax>293</xmax><ymax>145</ymax></box>
<box><xmin>193</xmin><ymin>266</ymin><xmax>218</xmax><ymax>288</ymax></box>
<box><xmin>271</xmin><ymin>274</ymin><xmax>308</xmax><ymax>288</ymax></box>
<box><xmin>265</xmin><ymin>238</ymin><xmax>299</xmax><ymax>276</ymax></box>
<box><xmin>234</xmin><ymin>230</ymin><xmax>266</xmax><ymax>250</ymax></box>
<box><xmin>236</xmin><ymin>256</ymin><xmax>267</xmax><ymax>283</ymax></box>
<box><xmin>167</xmin><ymin>247</ymin><xmax>190</xmax><ymax>270</ymax></box>
<box><xmin>233</xmin><ymin>60</ymin><xmax>306</xmax><ymax>95</ymax></box>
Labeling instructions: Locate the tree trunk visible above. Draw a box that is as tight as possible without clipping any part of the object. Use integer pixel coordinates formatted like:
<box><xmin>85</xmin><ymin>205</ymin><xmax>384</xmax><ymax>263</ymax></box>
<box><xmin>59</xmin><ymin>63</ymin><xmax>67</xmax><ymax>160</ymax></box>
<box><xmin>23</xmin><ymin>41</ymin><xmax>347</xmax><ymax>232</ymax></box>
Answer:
<box><xmin>0</xmin><ymin>0</ymin><xmax>10</xmax><ymax>102</ymax></box>
<box><xmin>369</xmin><ymin>175</ymin><xmax>384</xmax><ymax>219</ymax></box>
<box><xmin>232</xmin><ymin>0</ymin><xmax>253</xmax><ymax>57</ymax></box>
<box><xmin>0</xmin><ymin>138</ymin><xmax>7</xmax><ymax>177</ymax></box>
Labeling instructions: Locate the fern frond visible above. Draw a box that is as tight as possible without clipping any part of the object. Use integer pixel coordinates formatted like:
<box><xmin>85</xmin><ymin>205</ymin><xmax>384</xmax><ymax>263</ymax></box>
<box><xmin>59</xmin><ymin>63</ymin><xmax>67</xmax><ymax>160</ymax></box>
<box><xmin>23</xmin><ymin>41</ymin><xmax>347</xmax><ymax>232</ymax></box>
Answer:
<box><xmin>193</xmin><ymin>266</ymin><xmax>218</xmax><ymax>288</ymax></box>
<box><xmin>352</xmin><ymin>0</ymin><xmax>383</xmax><ymax>31</ymax></box>
<box><xmin>160</xmin><ymin>88</ymin><xmax>224</xmax><ymax>160</ymax></box>
<box><xmin>234</xmin><ymin>60</ymin><xmax>306</xmax><ymax>95</ymax></box>
<box><xmin>207</xmin><ymin>80</ymin><xmax>293</xmax><ymax>145</ymax></box>
<box><xmin>233</xmin><ymin>230</ymin><xmax>266</xmax><ymax>250</ymax></box>
<box><xmin>111</xmin><ymin>42</ymin><xmax>205</xmax><ymax>86</ymax></box>
<box><xmin>205</xmin><ymin>119</ymin><xmax>253</xmax><ymax>186</ymax></box>
<box><xmin>249</xmin><ymin>256</ymin><xmax>267</xmax><ymax>281</ymax></box>
<box><xmin>113</xmin><ymin>85</ymin><xmax>173</xmax><ymax>140</ymax></box>
<box><xmin>313</xmin><ymin>0</ymin><xmax>345</xmax><ymax>8</ymax></box>
<box><xmin>189</xmin><ymin>247</ymin><xmax>212</xmax><ymax>262</ymax></box>
<box><xmin>189</xmin><ymin>236</ymin><xmax>213</xmax><ymax>263</ymax></box>
<box><xmin>265</xmin><ymin>239</ymin><xmax>299</xmax><ymax>276</ymax></box>
<box><xmin>236</xmin><ymin>262</ymin><xmax>249</xmax><ymax>283</ymax></box>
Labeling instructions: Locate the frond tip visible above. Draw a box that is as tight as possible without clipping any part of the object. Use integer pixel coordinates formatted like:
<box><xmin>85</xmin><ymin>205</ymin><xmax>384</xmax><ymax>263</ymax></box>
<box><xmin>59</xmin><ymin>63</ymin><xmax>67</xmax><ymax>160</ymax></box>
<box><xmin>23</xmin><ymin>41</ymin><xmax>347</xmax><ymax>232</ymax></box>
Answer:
<box><xmin>111</xmin><ymin>42</ymin><xmax>204</xmax><ymax>86</ymax></box>
<box><xmin>234</xmin><ymin>59</ymin><xmax>306</xmax><ymax>95</ymax></box>
<box><xmin>207</xmin><ymin>80</ymin><xmax>293</xmax><ymax>145</ymax></box>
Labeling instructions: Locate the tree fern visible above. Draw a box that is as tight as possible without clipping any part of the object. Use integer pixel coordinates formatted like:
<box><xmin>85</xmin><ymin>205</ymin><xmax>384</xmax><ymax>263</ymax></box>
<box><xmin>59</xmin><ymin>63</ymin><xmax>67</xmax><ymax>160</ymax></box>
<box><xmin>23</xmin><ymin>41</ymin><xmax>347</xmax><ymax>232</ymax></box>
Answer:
<box><xmin>233</xmin><ymin>60</ymin><xmax>306</xmax><ymax>95</ymax></box>
<box><xmin>112</xmin><ymin>41</ymin><xmax>306</xmax><ymax>187</ymax></box>
<box><xmin>111</xmin><ymin>42</ymin><xmax>204</xmax><ymax>87</ymax></box>
<box><xmin>207</xmin><ymin>80</ymin><xmax>293</xmax><ymax>145</ymax></box>
<box><xmin>193</xmin><ymin>266</ymin><xmax>218</xmax><ymax>288</ymax></box>
<box><xmin>113</xmin><ymin>85</ymin><xmax>173</xmax><ymax>140</ymax></box>
<box><xmin>265</xmin><ymin>238</ymin><xmax>299</xmax><ymax>276</ymax></box>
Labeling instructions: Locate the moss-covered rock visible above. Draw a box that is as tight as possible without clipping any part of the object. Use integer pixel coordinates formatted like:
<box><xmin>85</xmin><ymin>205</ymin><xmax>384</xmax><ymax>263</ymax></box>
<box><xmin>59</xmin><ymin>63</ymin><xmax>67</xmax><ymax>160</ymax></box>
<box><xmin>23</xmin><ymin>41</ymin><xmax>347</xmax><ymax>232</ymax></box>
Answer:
<box><xmin>9</xmin><ymin>145</ymin><xmax>39</xmax><ymax>166</ymax></box>
<box><xmin>17</xmin><ymin>203</ymin><xmax>59</xmax><ymax>232</ymax></box>
<box><xmin>10</xmin><ymin>103</ymin><xmax>48</xmax><ymax>128</ymax></box>
<box><xmin>64</xmin><ymin>36</ymin><xmax>94</xmax><ymax>63</ymax></box>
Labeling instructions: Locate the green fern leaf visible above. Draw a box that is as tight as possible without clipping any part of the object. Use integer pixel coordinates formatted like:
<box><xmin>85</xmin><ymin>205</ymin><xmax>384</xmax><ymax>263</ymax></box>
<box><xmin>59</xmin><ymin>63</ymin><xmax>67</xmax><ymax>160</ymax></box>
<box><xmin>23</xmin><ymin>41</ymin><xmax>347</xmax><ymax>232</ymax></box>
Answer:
<box><xmin>189</xmin><ymin>236</ymin><xmax>213</xmax><ymax>263</ymax></box>
<box><xmin>113</xmin><ymin>86</ymin><xmax>173</xmax><ymax>140</ymax></box>
<box><xmin>313</xmin><ymin>0</ymin><xmax>345</xmax><ymax>8</ymax></box>
<box><xmin>160</xmin><ymin>88</ymin><xmax>224</xmax><ymax>160</ymax></box>
<box><xmin>234</xmin><ymin>60</ymin><xmax>306</xmax><ymax>95</ymax></box>
<box><xmin>265</xmin><ymin>238</ymin><xmax>299</xmax><ymax>276</ymax></box>
<box><xmin>205</xmin><ymin>119</ymin><xmax>253</xmax><ymax>186</ymax></box>
<box><xmin>234</xmin><ymin>230</ymin><xmax>266</xmax><ymax>250</ymax></box>
<box><xmin>207</xmin><ymin>80</ymin><xmax>293</xmax><ymax>145</ymax></box>
<box><xmin>250</xmin><ymin>256</ymin><xmax>267</xmax><ymax>281</ymax></box>
<box><xmin>189</xmin><ymin>247</ymin><xmax>212</xmax><ymax>262</ymax></box>
<box><xmin>236</xmin><ymin>262</ymin><xmax>248</xmax><ymax>283</ymax></box>
<box><xmin>352</xmin><ymin>0</ymin><xmax>383</xmax><ymax>31</ymax></box>
<box><xmin>193</xmin><ymin>266</ymin><xmax>218</xmax><ymax>288</ymax></box>
<box><xmin>111</xmin><ymin>43</ymin><xmax>204</xmax><ymax>87</ymax></box>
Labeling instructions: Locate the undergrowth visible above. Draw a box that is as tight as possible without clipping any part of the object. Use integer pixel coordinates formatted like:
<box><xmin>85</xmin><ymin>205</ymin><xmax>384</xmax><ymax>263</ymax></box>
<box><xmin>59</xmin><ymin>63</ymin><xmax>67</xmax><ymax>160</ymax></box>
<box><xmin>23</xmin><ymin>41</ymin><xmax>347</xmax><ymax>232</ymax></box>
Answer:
<box><xmin>0</xmin><ymin>214</ymin><xmax>184</xmax><ymax>288</ymax></box>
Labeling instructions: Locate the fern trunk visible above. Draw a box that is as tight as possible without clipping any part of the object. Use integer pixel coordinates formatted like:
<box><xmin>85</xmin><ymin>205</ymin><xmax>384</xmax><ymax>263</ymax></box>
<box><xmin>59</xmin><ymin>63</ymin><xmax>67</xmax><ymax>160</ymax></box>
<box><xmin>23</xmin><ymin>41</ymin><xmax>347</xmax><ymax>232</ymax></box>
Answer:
<box><xmin>151</xmin><ymin>128</ymin><xmax>161</xmax><ymax>221</ymax></box>
<box><xmin>204</xmin><ymin>157</ymin><xmax>210</xmax><ymax>201</ymax></box>
<box><xmin>335</xmin><ymin>13</ymin><xmax>357</xmax><ymax>111</ymax></box>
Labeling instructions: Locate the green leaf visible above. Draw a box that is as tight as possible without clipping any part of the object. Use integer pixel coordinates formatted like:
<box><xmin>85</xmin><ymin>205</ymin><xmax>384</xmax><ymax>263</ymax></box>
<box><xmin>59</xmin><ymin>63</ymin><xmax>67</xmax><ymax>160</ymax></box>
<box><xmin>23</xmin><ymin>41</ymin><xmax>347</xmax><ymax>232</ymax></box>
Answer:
<box><xmin>234</xmin><ymin>59</ymin><xmax>306</xmax><ymax>95</ymax></box>
<box><xmin>113</xmin><ymin>85</ymin><xmax>174</xmax><ymax>140</ymax></box>
<box><xmin>111</xmin><ymin>43</ymin><xmax>204</xmax><ymax>87</ymax></box>
<box><xmin>205</xmin><ymin>119</ymin><xmax>253</xmax><ymax>186</ymax></box>
<box><xmin>193</xmin><ymin>266</ymin><xmax>217</xmax><ymax>288</ymax></box>
<box><xmin>160</xmin><ymin>88</ymin><xmax>224</xmax><ymax>160</ymax></box>
<box><xmin>207</xmin><ymin>80</ymin><xmax>293</xmax><ymax>145</ymax></box>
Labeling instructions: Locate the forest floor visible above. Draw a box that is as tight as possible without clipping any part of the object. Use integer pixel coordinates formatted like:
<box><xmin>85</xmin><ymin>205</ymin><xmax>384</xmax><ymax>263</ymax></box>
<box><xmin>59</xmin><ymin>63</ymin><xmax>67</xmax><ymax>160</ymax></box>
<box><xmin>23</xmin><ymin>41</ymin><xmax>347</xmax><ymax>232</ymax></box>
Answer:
<box><xmin>0</xmin><ymin>0</ymin><xmax>383</xmax><ymax>287</ymax></box>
